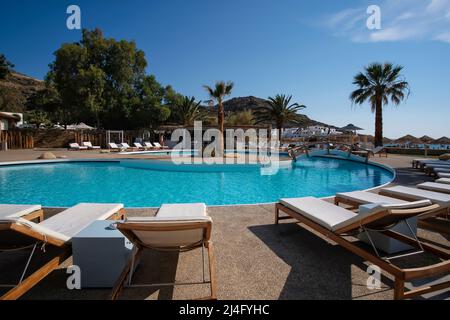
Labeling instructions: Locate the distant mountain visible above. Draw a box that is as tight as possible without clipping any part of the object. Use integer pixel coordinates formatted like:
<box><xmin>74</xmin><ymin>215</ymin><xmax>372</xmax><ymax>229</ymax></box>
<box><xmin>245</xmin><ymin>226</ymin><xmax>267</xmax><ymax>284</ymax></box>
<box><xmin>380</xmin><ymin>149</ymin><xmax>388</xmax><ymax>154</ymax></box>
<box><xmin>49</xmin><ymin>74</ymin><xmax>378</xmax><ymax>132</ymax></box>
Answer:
<box><xmin>212</xmin><ymin>96</ymin><xmax>335</xmax><ymax>128</ymax></box>
<box><xmin>0</xmin><ymin>72</ymin><xmax>45</xmax><ymax>112</ymax></box>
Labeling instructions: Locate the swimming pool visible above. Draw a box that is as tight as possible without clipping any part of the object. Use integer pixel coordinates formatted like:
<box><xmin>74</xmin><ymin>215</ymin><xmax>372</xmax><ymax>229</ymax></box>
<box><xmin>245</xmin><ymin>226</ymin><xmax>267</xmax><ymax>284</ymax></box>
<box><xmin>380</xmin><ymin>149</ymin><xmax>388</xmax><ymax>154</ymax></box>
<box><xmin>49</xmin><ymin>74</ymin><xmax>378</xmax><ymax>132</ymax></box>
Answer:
<box><xmin>0</xmin><ymin>157</ymin><xmax>394</xmax><ymax>207</ymax></box>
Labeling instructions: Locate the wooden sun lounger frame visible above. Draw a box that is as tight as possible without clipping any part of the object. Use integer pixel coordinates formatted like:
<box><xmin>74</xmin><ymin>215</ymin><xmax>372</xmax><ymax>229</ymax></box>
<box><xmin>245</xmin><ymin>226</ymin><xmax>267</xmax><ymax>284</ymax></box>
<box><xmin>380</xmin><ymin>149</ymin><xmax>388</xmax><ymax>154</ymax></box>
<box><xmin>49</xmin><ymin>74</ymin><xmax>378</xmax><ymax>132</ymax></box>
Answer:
<box><xmin>111</xmin><ymin>220</ymin><xmax>216</xmax><ymax>300</ymax></box>
<box><xmin>0</xmin><ymin>208</ymin><xmax>126</xmax><ymax>300</ymax></box>
<box><xmin>275</xmin><ymin>202</ymin><xmax>450</xmax><ymax>300</ymax></box>
<box><xmin>376</xmin><ymin>190</ymin><xmax>450</xmax><ymax>235</ymax></box>
<box><xmin>21</xmin><ymin>208</ymin><xmax>44</xmax><ymax>223</ymax></box>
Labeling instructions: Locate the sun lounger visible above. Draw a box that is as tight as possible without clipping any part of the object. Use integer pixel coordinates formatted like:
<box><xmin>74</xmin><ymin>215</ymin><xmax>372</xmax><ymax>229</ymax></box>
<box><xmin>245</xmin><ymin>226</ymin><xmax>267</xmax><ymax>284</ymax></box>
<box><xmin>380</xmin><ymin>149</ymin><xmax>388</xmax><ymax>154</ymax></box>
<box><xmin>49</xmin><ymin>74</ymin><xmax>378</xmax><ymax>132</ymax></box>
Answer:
<box><xmin>119</xmin><ymin>142</ymin><xmax>131</xmax><ymax>150</ymax></box>
<box><xmin>144</xmin><ymin>142</ymin><xmax>154</xmax><ymax>149</ymax></box>
<box><xmin>366</xmin><ymin>146</ymin><xmax>388</xmax><ymax>157</ymax></box>
<box><xmin>153</xmin><ymin>142</ymin><xmax>168</xmax><ymax>149</ymax></box>
<box><xmin>275</xmin><ymin>196</ymin><xmax>450</xmax><ymax>300</ymax></box>
<box><xmin>68</xmin><ymin>143</ymin><xmax>88</xmax><ymax>151</ymax></box>
<box><xmin>412</xmin><ymin>159</ymin><xmax>449</xmax><ymax>169</ymax></box>
<box><xmin>0</xmin><ymin>204</ymin><xmax>44</xmax><ymax>222</ymax></box>
<box><xmin>108</xmin><ymin>142</ymin><xmax>124</xmax><ymax>151</ymax></box>
<box><xmin>133</xmin><ymin>142</ymin><xmax>146</xmax><ymax>150</ymax></box>
<box><xmin>436</xmin><ymin>178</ymin><xmax>450</xmax><ymax>185</ymax></box>
<box><xmin>111</xmin><ymin>203</ymin><xmax>216</xmax><ymax>300</ymax></box>
<box><xmin>335</xmin><ymin>191</ymin><xmax>408</xmax><ymax>209</ymax></box>
<box><xmin>0</xmin><ymin>203</ymin><xmax>125</xmax><ymax>300</ymax></box>
<box><xmin>82</xmin><ymin>141</ymin><xmax>101</xmax><ymax>150</ymax></box>
<box><xmin>426</xmin><ymin>167</ymin><xmax>450</xmax><ymax>176</ymax></box>
<box><xmin>379</xmin><ymin>186</ymin><xmax>450</xmax><ymax>216</ymax></box>
<box><xmin>417</xmin><ymin>182</ymin><xmax>450</xmax><ymax>194</ymax></box>
<box><xmin>438</xmin><ymin>172</ymin><xmax>450</xmax><ymax>178</ymax></box>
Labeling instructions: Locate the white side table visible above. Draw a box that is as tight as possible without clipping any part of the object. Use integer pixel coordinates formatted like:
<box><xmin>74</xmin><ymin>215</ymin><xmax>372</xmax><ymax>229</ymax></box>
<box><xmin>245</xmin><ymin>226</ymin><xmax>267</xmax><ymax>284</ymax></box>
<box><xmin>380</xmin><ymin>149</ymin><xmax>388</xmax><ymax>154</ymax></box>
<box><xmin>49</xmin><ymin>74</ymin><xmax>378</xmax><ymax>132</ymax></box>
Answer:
<box><xmin>358</xmin><ymin>203</ymin><xmax>415</xmax><ymax>254</ymax></box>
<box><xmin>72</xmin><ymin>220</ymin><xmax>133</xmax><ymax>288</ymax></box>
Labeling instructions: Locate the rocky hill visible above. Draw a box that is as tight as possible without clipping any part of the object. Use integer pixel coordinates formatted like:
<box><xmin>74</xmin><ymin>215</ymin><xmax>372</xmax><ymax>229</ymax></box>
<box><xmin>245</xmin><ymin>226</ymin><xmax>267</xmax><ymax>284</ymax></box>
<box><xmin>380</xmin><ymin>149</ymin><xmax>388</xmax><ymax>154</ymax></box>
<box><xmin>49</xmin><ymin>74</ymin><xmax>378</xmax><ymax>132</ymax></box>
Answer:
<box><xmin>0</xmin><ymin>72</ymin><xmax>45</xmax><ymax>112</ymax></box>
<box><xmin>217</xmin><ymin>96</ymin><xmax>334</xmax><ymax>128</ymax></box>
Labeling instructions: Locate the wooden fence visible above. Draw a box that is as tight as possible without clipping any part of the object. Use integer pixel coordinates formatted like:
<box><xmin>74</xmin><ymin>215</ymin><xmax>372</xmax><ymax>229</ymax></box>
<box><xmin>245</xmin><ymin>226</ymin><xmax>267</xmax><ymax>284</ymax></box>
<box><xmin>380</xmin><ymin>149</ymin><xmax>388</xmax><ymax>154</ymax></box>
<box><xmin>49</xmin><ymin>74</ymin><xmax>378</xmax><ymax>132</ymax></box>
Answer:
<box><xmin>0</xmin><ymin>130</ymin><xmax>34</xmax><ymax>149</ymax></box>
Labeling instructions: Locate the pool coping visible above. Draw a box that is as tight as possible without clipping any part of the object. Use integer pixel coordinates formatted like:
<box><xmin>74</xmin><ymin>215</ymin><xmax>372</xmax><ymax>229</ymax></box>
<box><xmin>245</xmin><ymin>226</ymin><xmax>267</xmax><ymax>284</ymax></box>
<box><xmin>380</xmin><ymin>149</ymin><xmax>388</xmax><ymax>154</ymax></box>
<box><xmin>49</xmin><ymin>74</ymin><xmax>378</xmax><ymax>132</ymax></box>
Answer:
<box><xmin>0</xmin><ymin>157</ymin><xmax>396</xmax><ymax>209</ymax></box>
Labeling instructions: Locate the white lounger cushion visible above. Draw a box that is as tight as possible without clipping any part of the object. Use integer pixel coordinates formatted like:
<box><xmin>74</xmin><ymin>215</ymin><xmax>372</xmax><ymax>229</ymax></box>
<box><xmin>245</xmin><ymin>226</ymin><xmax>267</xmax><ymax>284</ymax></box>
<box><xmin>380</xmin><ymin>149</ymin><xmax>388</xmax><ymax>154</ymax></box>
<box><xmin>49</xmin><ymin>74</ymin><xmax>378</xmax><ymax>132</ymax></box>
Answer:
<box><xmin>417</xmin><ymin>182</ymin><xmax>450</xmax><ymax>194</ymax></box>
<box><xmin>334</xmin><ymin>200</ymin><xmax>432</xmax><ymax>231</ymax></box>
<box><xmin>124</xmin><ymin>216</ymin><xmax>212</xmax><ymax>247</ymax></box>
<box><xmin>438</xmin><ymin>173</ymin><xmax>450</xmax><ymax>178</ymax></box>
<box><xmin>436</xmin><ymin>178</ymin><xmax>450</xmax><ymax>185</ymax></box>
<box><xmin>40</xmin><ymin>203</ymin><xmax>123</xmax><ymax>239</ymax></box>
<box><xmin>157</xmin><ymin>203</ymin><xmax>207</xmax><ymax>218</ymax></box>
<box><xmin>122</xmin><ymin>203</ymin><xmax>208</xmax><ymax>247</ymax></box>
<box><xmin>83</xmin><ymin>142</ymin><xmax>100</xmax><ymax>148</ymax></box>
<box><xmin>434</xmin><ymin>168</ymin><xmax>450</xmax><ymax>173</ymax></box>
<box><xmin>336</xmin><ymin>191</ymin><xmax>408</xmax><ymax>205</ymax></box>
<box><xmin>381</xmin><ymin>186</ymin><xmax>450</xmax><ymax>206</ymax></box>
<box><xmin>280</xmin><ymin>197</ymin><xmax>357</xmax><ymax>231</ymax></box>
<box><xmin>0</xmin><ymin>204</ymin><xmax>41</xmax><ymax>219</ymax></box>
<box><xmin>0</xmin><ymin>217</ymin><xmax>70</xmax><ymax>243</ymax></box>
<box><xmin>134</xmin><ymin>143</ymin><xmax>143</xmax><ymax>148</ymax></box>
<box><xmin>281</xmin><ymin>197</ymin><xmax>432</xmax><ymax>232</ymax></box>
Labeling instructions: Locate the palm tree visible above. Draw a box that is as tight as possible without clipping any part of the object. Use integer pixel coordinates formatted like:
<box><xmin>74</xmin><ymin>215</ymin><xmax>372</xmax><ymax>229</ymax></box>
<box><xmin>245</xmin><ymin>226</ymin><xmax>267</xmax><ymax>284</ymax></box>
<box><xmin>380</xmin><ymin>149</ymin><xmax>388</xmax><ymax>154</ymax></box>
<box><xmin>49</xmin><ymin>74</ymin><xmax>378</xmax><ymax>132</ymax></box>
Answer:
<box><xmin>350</xmin><ymin>62</ymin><xmax>409</xmax><ymax>147</ymax></box>
<box><xmin>203</xmin><ymin>81</ymin><xmax>234</xmax><ymax>155</ymax></box>
<box><xmin>174</xmin><ymin>96</ymin><xmax>206</xmax><ymax>126</ymax></box>
<box><xmin>254</xmin><ymin>94</ymin><xmax>306</xmax><ymax>137</ymax></box>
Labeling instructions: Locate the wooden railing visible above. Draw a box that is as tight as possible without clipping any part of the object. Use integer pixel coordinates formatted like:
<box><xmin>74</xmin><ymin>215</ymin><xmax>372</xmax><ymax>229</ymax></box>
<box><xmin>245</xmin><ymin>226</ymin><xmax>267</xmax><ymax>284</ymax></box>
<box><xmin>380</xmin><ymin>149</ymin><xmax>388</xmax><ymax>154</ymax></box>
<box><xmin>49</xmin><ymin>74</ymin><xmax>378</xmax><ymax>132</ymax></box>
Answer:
<box><xmin>0</xmin><ymin>130</ymin><xmax>34</xmax><ymax>149</ymax></box>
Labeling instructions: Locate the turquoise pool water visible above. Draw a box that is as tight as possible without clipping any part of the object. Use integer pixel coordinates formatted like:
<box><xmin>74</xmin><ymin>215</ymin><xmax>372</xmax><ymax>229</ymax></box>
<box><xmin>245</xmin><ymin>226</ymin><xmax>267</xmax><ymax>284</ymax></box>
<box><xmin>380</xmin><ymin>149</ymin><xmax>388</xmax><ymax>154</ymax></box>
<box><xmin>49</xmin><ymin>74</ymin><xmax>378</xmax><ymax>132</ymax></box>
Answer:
<box><xmin>0</xmin><ymin>158</ymin><xmax>394</xmax><ymax>207</ymax></box>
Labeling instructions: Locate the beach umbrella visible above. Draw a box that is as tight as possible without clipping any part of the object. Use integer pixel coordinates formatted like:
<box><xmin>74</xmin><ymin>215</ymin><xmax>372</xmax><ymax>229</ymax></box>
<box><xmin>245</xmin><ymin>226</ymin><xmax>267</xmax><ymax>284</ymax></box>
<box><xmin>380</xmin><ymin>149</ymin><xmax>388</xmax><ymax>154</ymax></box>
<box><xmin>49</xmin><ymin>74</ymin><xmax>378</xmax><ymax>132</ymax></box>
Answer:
<box><xmin>419</xmin><ymin>135</ymin><xmax>435</xmax><ymax>144</ymax></box>
<box><xmin>394</xmin><ymin>135</ymin><xmax>422</xmax><ymax>144</ymax></box>
<box><xmin>339</xmin><ymin>124</ymin><xmax>364</xmax><ymax>132</ymax></box>
<box><xmin>433</xmin><ymin>136</ymin><xmax>450</xmax><ymax>145</ymax></box>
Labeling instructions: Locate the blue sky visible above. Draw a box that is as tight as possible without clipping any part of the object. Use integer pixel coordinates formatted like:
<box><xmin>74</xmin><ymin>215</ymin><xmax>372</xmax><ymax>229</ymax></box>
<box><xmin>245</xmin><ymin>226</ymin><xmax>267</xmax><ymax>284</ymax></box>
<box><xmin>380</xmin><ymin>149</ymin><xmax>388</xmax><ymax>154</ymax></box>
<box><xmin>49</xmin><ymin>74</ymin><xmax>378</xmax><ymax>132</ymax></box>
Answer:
<box><xmin>1</xmin><ymin>0</ymin><xmax>449</xmax><ymax>138</ymax></box>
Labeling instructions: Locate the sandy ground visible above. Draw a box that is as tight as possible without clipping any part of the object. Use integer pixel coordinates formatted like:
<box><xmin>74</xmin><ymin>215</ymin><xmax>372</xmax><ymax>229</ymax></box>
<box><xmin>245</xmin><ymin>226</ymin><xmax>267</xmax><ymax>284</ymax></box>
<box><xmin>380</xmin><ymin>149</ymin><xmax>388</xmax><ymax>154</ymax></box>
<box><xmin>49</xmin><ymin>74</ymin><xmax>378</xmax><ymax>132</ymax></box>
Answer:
<box><xmin>0</xmin><ymin>149</ymin><xmax>448</xmax><ymax>300</ymax></box>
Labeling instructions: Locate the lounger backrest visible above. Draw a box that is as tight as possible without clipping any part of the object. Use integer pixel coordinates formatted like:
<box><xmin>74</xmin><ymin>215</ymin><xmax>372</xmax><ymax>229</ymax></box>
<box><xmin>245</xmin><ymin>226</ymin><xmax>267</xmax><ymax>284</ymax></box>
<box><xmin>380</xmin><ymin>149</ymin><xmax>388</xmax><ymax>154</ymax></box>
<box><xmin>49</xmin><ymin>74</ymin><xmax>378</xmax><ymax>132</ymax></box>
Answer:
<box><xmin>153</xmin><ymin>142</ymin><xmax>162</xmax><ymax>147</ymax></box>
<box><xmin>121</xmin><ymin>143</ymin><xmax>130</xmax><ymax>148</ymax></box>
<box><xmin>144</xmin><ymin>142</ymin><xmax>153</xmax><ymax>147</ymax></box>
<box><xmin>83</xmin><ymin>142</ymin><xmax>93</xmax><ymax>147</ymax></box>
<box><xmin>333</xmin><ymin>200</ymin><xmax>435</xmax><ymax>234</ymax></box>
<box><xmin>0</xmin><ymin>204</ymin><xmax>41</xmax><ymax>219</ymax></box>
<box><xmin>134</xmin><ymin>142</ymin><xmax>142</xmax><ymax>148</ymax></box>
<box><xmin>0</xmin><ymin>217</ymin><xmax>70</xmax><ymax>245</ymax></box>
<box><xmin>69</xmin><ymin>143</ymin><xmax>79</xmax><ymax>148</ymax></box>
<box><xmin>117</xmin><ymin>216</ymin><xmax>212</xmax><ymax>249</ymax></box>
<box><xmin>109</xmin><ymin>143</ymin><xmax>118</xmax><ymax>148</ymax></box>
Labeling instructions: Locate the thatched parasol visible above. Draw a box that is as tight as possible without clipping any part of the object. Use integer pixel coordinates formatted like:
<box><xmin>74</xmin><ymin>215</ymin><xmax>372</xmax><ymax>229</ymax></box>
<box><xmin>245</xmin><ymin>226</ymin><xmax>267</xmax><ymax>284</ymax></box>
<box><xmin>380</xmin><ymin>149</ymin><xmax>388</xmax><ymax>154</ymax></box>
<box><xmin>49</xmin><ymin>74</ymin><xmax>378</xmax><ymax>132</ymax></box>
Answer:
<box><xmin>433</xmin><ymin>136</ymin><xmax>450</xmax><ymax>145</ymax></box>
<box><xmin>419</xmin><ymin>135</ymin><xmax>435</xmax><ymax>144</ymax></box>
<box><xmin>394</xmin><ymin>134</ymin><xmax>422</xmax><ymax>144</ymax></box>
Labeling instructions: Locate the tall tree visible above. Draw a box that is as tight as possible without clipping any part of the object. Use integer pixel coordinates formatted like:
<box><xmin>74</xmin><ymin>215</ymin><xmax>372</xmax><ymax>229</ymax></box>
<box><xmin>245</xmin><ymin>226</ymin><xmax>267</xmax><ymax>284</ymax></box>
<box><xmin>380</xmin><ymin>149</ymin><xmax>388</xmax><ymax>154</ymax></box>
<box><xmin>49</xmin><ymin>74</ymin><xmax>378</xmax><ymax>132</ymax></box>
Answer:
<box><xmin>78</xmin><ymin>65</ymin><xmax>106</xmax><ymax>128</ymax></box>
<box><xmin>255</xmin><ymin>94</ymin><xmax>306</xmax><ymax>137</ymax></box>
<box><xmin>47</xmin><ymin>28</ymin><xmax>169</xmax><ymax>130</ymax></box>
<box><xmin>203</xmin><ymin>81</ymin><xmax>234</xmax><ymax>155</ymax></box>
<box><xmin>350</xmin><ymin>62</ymin><xmax>410</xmax><ymax>147</ymax></box>
<box><xmin>0</xmin><ymin>54</ymin><xmax>14</xmax><ymax>79</ymax></box>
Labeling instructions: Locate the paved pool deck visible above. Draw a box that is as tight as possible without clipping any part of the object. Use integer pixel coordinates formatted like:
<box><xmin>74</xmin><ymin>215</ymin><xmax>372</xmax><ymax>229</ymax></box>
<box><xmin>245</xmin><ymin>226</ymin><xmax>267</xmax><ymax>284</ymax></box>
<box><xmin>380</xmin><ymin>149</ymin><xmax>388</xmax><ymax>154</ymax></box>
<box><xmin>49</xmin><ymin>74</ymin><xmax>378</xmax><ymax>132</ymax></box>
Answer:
<box><xmin>0</xmin><ymin>149</ymin><xmax>448</xmax><ymax>300</ymax></box>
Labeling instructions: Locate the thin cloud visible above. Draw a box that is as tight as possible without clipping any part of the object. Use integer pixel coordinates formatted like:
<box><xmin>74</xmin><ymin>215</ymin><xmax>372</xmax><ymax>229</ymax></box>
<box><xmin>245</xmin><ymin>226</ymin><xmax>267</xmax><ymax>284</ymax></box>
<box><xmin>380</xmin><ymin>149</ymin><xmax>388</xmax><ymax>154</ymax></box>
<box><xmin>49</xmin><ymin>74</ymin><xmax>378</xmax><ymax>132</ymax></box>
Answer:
<box><xmin>323</xmin><ymin>0</ymin><xmax>450</xmax><ymax>43</ymax></box>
